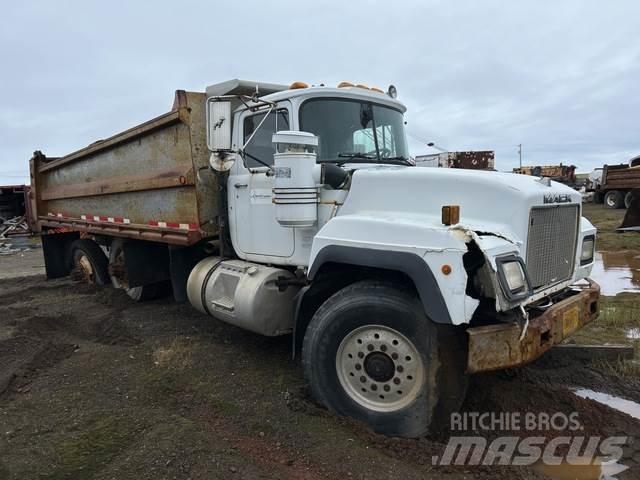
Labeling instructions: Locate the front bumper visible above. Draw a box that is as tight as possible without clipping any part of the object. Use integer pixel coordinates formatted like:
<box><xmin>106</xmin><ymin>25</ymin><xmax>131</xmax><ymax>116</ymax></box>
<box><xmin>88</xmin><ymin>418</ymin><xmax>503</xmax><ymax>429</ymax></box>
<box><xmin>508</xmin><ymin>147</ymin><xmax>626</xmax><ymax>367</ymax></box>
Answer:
<box><xmin>467</xmin><ymin>280</ymin><xmax>600</xmax><ymax>373</ymax></box>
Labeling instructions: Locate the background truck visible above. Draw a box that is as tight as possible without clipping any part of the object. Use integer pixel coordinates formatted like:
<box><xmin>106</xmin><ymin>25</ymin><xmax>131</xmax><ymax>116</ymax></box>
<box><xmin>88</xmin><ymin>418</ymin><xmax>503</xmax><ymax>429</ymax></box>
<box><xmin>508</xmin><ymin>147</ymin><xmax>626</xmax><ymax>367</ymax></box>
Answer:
<box><xmin>29</xmin><ymin>79</ymin><xmax>600</xmax><ymax>437</ymax></box>
<box><xmin>512</xmin><ymin>164</ymin><xmax>578</xmax><ymax>187</ymax></box>
<box><xmin>414</xmin><ymin>150</ymin><xmax>495</xmax><ymax>170</ymax></box>
<box><xmin>592</xmin><ymin>163</ymin><xmax>640</xmax><ymax>209</ymax></box>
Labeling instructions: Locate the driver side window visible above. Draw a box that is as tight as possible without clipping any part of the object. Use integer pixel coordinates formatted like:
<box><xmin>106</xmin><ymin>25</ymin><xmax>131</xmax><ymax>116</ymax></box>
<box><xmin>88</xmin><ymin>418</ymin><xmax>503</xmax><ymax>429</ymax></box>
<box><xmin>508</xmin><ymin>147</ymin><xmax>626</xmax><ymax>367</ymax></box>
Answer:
<box><xmin>243</xmin><ymin>109</ymin><xmax>289</xmax><ymax>168</ymax></box>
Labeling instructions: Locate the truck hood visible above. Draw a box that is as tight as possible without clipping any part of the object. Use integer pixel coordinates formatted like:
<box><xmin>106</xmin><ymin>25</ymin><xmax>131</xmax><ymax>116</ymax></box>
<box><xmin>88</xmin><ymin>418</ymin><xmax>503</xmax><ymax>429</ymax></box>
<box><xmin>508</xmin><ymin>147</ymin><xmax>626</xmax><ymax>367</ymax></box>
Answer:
<box><xmin>338</xmin><ymin>166</ymin><xmax>582</xmax><ymax>245</ymax></box>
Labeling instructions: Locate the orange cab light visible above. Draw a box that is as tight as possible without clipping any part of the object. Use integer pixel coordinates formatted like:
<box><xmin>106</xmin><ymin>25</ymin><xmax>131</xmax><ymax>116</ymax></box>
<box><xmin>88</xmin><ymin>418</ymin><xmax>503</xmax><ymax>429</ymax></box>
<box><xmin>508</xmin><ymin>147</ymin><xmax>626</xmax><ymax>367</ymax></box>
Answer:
<box><xmin>337</xmin><ymin>81</ymin><xmax>354</xmax><ymax>88</ymax></box>
<box><xmin>289</xmin><ymin>81</ymin><xmax>309</xmax><ymax>89</ymax></box>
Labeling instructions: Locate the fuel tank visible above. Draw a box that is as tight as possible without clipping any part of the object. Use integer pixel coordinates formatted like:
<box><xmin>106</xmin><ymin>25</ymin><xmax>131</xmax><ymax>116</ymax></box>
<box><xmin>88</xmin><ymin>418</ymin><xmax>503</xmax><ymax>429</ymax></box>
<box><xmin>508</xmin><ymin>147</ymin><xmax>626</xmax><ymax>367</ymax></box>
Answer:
<box><xmin>187</xmin><ymin>257</ymin><xmax>299</xmax><ymax>336</ymax></box>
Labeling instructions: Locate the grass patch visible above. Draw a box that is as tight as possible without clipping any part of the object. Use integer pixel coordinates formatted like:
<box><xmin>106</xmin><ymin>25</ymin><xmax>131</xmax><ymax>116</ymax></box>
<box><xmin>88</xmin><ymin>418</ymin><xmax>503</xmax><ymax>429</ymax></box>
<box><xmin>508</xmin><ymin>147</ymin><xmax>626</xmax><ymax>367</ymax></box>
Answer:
<box><xmin>582</xmin><ymin>203</ymin><xmax>640</xmax><ymax>251</ymax></box>
<box><xmin>591</xmin><ymin>356</ymin><xmax>640</xmax><ymax>378</ymax></box>
<box><xmin>43</xmin><ymin>415</ymin><xmax>143</xmax><ymax>480</ymax></box>
<box><xmin>570</xmin><ymin>293</ymin><xmax>640</xmax><ymax>346</ymax></box>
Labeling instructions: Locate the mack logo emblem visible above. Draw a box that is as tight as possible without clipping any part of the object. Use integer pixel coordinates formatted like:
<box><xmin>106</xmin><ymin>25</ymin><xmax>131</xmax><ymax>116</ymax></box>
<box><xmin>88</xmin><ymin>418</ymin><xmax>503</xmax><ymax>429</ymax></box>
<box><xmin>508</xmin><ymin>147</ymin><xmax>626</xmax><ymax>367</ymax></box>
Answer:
<box><xmin>543</xmin><ymin>193</ymin><xmax>572</xmax><ymax>204</ymax></box>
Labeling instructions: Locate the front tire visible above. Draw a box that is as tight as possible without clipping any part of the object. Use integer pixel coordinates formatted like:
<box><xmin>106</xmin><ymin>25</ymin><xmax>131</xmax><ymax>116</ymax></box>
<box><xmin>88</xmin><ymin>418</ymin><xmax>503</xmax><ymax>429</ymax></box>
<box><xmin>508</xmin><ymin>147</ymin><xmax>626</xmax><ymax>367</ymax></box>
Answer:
<box><xmin>302</xmin><ymin>280</ymin><xmax>441</xmax><ymax>437</ymax></box>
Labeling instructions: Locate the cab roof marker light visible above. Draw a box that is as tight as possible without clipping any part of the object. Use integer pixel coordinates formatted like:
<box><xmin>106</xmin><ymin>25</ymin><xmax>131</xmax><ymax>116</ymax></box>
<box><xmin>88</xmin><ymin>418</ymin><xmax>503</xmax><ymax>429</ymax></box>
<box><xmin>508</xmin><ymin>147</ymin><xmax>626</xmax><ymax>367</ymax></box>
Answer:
<box><xmin>289</xmin><ymin>81</ymin><xmax>309</xmax><ymax>90</ymax></box>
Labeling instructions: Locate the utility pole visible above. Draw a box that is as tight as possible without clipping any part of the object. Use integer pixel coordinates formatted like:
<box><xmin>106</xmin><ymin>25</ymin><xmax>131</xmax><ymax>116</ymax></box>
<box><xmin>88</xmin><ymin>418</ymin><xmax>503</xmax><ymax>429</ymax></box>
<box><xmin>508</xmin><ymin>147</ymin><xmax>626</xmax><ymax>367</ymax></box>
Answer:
<box><xmin>518</xmin><ymin>144</ymin><xmax>522</xmax><ymax>168</ymax></box>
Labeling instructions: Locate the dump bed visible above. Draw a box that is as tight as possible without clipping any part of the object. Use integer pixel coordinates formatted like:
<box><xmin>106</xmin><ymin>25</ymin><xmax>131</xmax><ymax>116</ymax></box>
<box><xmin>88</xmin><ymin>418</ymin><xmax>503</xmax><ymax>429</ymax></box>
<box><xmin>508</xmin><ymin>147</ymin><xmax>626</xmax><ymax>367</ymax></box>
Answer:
<box><xmin>602</xmin><ymin>164</ymin><xmax>640</xmax><ymax>190</ymax></box>
<box><xmin>29</xmin><ymin>91</ymin><xmax>219</xmax><ymax>246</ymax></box>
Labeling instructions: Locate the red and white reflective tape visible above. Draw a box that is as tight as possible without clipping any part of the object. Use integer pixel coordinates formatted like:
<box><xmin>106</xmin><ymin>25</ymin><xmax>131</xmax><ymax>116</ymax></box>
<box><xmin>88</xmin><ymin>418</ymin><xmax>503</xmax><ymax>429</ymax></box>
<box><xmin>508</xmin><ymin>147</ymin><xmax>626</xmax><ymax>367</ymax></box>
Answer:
<box><xmin>48</xmin><ymin>212</ymin><xmax>69</xmax><ymax>218</ymax></box>
<box><xmin>80</xmin><ymin>214</ymin><xmax>131</xmax><ymax>225</ymax></box>
<box><xmin>148</xmin><ymin>220</ymin><xmax>198</xmax><ymax>231</ymax></box>
<box><xmin>46</xmin><ymin>212</ymin><xmax>197</xmax><ymax>231</ymax></box>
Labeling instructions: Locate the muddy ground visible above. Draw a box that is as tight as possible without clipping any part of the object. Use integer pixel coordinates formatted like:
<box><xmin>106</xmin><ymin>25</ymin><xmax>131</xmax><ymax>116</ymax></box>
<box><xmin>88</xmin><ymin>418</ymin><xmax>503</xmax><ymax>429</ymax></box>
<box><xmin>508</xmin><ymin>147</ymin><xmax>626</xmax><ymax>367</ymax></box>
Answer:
<box><xmin>1</xmin><ymin>203</ymin><xmax>640</xmax><ymax>479</ymax></box>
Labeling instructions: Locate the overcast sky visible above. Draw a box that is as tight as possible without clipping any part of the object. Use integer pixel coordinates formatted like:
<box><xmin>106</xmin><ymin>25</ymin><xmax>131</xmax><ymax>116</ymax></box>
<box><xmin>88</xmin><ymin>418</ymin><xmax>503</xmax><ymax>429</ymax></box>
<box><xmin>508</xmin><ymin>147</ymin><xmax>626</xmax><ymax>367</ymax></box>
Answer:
<box><xmin>1</xmin><ymin>0</ymin><xmax>639</xmax><ymax>184</ymax></box>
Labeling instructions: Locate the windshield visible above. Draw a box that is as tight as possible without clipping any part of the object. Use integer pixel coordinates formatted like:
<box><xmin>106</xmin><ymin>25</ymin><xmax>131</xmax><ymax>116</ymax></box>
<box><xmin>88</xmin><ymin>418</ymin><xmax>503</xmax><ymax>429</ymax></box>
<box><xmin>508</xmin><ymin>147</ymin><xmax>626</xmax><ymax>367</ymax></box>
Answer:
<box><xmin>299</xmin><ymin>98</ymin><xmax>410</xmax><ymax>164</ymax></box>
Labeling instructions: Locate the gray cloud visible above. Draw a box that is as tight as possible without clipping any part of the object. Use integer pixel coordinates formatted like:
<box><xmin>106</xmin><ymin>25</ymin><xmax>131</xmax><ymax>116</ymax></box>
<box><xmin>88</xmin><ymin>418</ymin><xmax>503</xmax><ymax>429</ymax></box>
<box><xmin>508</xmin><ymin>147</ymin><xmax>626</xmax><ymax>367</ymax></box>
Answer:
<box><xmin>1</xmin><ymin>0</ymin><xmax>639</xmax><ymax>184</ymax></box>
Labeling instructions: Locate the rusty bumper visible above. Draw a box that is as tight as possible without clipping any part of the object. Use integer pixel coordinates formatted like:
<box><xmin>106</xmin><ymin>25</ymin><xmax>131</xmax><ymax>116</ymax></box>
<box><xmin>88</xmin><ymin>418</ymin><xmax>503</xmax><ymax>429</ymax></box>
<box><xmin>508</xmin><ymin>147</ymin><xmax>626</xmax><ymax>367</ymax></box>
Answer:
<box><xmin>467</xmin><ymin>280</ymin><xmax>600</xmax><ymax>373</ymax></box>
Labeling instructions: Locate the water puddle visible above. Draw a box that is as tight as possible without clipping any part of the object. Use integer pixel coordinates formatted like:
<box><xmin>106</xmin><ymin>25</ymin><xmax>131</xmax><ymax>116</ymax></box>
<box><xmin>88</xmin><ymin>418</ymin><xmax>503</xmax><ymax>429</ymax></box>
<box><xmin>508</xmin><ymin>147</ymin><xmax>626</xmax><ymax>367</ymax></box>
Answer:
<box><xmin>574</xmin><ymin>388</ymin><xmax>640</xmax><ymax>421</ymax></box>
<box><xmin>589</xmin><ymin>251</ymin><xmax>640</xmax><ymax>296</ymax></box>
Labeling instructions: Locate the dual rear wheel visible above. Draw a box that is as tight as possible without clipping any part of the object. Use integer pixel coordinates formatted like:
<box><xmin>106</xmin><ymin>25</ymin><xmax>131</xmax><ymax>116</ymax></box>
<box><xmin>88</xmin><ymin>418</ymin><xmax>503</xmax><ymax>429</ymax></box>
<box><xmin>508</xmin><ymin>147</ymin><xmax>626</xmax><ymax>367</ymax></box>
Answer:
<box><xmin>69</xmin><ymin>238</ymin><xmax>166</xmax><ymax>301</ymax></box>
<box><xmin>604</xmin><ymin>190</ymin><xmax>632</xmax><ymax>209</ymax></box>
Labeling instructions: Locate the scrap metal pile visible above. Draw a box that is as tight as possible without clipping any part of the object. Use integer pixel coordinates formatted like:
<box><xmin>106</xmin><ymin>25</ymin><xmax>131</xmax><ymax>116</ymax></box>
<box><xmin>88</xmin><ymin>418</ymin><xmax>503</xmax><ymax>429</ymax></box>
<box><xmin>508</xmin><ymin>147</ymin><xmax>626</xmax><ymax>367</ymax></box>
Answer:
<box><xmin>0</xmin><ymin>215</ymin><xmax>29</xmax><ymax>239</ymax></box>
<box><xmin>0</xmin><ymin>216</ymin><xmax>31</xmax><ymax>254</ymax></box>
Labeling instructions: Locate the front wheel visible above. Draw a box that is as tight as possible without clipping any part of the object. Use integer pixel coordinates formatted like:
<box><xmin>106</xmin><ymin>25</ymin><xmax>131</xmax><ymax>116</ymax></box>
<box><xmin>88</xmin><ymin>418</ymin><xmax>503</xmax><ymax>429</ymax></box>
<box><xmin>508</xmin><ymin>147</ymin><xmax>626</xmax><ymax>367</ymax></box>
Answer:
<box><xmin>302</xmin><ymin>280</ymin><xmax>443</xmax><ymax>437</ymax></box>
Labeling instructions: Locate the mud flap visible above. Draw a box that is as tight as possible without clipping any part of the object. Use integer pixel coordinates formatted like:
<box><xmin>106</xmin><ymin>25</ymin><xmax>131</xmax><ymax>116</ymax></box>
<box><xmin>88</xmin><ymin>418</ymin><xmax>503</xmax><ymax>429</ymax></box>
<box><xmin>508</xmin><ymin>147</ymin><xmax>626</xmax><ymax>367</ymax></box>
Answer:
<box><xmin>41</xmin><ymin>231</ymin><xmax>80</xmax><ymax>279</ymax></box>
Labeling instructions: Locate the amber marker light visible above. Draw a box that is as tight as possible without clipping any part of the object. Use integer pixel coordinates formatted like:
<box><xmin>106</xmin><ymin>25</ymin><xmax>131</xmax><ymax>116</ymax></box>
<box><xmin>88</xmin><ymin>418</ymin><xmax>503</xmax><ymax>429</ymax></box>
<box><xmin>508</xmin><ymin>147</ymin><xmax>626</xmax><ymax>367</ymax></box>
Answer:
<box><xmin>442</xmin><ymin>205</ymin><xmax>460</xmax><ymax>225</ymax></box>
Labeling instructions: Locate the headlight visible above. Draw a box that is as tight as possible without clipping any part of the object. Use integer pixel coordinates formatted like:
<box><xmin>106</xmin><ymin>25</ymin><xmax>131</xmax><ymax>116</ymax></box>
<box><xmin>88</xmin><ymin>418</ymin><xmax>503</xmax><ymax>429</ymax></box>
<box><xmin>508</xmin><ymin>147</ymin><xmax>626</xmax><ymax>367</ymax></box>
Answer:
<box><xmin>503</xmin><ymin>262</ymin><xmax>526</xmax><ymax>292</ymax></box>
<box><xmin>580</xmin><ymin>235</ymin><xmax>595</xmax><ymax>265</ymax></box>
<box><xmin>496</xmin><ymin>255</ymin><xmax>531</xmax><ymax>300</ymax></box>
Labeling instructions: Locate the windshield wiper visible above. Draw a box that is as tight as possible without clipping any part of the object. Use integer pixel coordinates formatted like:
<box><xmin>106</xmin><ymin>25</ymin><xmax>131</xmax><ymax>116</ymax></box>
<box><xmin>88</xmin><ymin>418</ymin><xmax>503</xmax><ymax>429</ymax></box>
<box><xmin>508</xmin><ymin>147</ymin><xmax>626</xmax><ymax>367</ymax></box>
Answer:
<box><xmin>382</xmin><ymin>156</ymin><xmax>415</xmax><ymax>166</ymax></box>
<box><xmin>330</xmin><ymin>153</ymin><xmax>413</xmax><ymax>167</ymax></box>
<box><xmin>338</xmin><ymin>152</ymin><xmax>377</xmax><ymax>160</ymax></box>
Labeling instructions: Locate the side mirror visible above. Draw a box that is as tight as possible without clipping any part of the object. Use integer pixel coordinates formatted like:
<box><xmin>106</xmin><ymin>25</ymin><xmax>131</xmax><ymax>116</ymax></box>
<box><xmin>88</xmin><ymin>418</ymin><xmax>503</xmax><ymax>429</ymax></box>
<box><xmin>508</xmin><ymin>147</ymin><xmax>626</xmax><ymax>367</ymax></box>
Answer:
<box><xmin>206</xmin><ymin>99</ymin><xmax>231</xmax><ymax>151</ymax></box>
<box><xmin>206</xmin><ymin>98</ymin><xmax>235</xmax><ymax>171</ymax></box>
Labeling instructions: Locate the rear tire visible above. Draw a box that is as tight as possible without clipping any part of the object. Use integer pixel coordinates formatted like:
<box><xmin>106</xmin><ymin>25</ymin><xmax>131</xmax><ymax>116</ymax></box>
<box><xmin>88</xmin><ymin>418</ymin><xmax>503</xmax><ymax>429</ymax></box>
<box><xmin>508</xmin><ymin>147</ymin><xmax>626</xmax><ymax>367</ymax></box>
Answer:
<box><xmin>70</xmin><ymin>239</ymin><xmax>109</xmax><ymax>285</ymax></box>
<box><xmin>108</xmin><ymin>239</ymin><xmax>168</xmax><ymax>302</ymax></box>
<box><xmin>302</xmin><ymin>280</ymin><xmax>445</xmax><ymax>438</ymax></box>
<box><xmin>625</xmin><ymin>191</ymin><xmax>634</xmax><ymax>209</ymax></box>
<box><xmin>605</xmin><ymin>190</ymin><xmax>624</xmax><ymax>209</ymax></box>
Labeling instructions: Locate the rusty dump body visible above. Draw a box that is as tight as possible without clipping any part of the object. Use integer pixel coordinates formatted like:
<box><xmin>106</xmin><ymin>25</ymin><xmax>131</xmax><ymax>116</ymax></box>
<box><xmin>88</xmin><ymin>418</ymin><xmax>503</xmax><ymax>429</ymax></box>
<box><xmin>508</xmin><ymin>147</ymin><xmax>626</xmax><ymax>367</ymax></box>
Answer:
<box><xmin>29</xmin><ymin>91</ymin><xmax>219</xmax><ymax>246</ymax></box>
<box><xmin>513</xmin><ymin>164</ymin><xmax>577</xmax><ymax>185</ymax></box>
<box><xmin>601</xmin><ymin>163</ymin><xmax>640</xmax><ymax>191</ymax></box>
<box><xmin>415</xmin><ymin>150</ymin><xmax>495</xmax><ymax>170</ymax></box>
<box><xmin>467</xmin><ymin>280</ymin><xmax>600</xmax><ymax>373</ymax></box>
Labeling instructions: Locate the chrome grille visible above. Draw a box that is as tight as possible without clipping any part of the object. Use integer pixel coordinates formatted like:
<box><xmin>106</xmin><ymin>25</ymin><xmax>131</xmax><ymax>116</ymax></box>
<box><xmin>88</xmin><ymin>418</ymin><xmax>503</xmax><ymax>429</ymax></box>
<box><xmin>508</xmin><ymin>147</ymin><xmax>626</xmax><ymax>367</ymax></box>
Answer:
<box><xmin>526</xmin><ymin>205</ymin><xmax>579</xmax><ymax>290</ymax></box>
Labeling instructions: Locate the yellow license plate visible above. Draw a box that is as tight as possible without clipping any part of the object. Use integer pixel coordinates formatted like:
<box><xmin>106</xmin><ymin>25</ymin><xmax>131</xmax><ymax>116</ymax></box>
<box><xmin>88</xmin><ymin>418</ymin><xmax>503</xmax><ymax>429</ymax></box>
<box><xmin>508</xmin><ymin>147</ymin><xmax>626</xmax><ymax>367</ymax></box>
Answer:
<box><xmin>562</xmin><ymin>306</ymin><xmax>580</xmax><ymax>336</ymax></box>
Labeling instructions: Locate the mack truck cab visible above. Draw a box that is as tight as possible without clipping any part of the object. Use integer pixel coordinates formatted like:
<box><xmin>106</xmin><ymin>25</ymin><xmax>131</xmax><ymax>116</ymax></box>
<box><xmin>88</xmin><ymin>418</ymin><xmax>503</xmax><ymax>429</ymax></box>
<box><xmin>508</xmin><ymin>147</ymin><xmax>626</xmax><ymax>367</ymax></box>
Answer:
<box><xmin>31</xmin><ymin>79</ymin><xmax>599</xmax><ymax>438</ymax></box>
<box><xmin>187</xmin><ymin>80</ymin><xmax>600</xmax><ymax>437</ymax></box>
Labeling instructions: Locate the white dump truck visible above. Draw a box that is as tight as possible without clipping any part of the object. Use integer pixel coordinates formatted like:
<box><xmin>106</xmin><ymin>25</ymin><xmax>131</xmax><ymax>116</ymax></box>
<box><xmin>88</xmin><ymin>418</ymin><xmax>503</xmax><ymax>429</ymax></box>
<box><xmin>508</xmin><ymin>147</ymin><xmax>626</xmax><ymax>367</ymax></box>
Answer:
<box><xmin>29</xmin><ymin>79</ymin><xmax>599</xmax><ymax>437</ymax></box>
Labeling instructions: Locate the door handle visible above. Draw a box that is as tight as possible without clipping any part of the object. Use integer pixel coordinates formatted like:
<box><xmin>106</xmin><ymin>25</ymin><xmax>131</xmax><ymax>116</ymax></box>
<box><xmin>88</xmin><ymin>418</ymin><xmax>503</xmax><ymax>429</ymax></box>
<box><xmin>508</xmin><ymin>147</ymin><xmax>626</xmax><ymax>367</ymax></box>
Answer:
<box><xmin>234</xmin><ymin>183</ymin><xmax>248</xmax><ymax>189</ymax></box>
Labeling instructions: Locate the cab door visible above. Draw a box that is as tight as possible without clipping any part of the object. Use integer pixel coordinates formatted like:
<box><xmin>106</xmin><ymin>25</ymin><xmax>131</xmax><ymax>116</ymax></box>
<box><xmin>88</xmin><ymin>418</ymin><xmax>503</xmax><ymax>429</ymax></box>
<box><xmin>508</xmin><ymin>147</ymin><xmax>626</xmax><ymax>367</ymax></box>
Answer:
<box><xmin>230</xmin><ymin>104</ymin><xmax>295</xmax><ymax>257</ymax></box>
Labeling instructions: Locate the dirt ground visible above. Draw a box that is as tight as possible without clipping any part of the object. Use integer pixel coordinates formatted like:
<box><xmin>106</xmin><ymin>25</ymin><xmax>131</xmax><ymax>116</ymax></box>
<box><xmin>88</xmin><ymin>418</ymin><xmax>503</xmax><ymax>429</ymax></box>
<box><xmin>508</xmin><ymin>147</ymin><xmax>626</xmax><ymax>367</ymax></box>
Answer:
<box><xmin>1</xmin><ymin>204</ymin><xmax>640</xmax><ymax>479</ymax></box>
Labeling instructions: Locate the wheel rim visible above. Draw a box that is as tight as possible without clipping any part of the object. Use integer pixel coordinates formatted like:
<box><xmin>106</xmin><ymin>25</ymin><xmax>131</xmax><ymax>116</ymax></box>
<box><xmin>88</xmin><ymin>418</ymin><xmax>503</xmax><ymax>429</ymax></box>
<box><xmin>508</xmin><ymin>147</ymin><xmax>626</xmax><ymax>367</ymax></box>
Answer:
<box><xmin>75</xmin><ymin>254</ymin><xmax>96</xmax><ymax>284</ymax></box>
<box><xmin>606</xmin><ymin>195</ymin><xmax>615</xmax><ymax>207</ymax></box>
<box><xmin>336</xmin><ymin>325</ymin><xmax>425</xmax><ymax>412</ymax></box>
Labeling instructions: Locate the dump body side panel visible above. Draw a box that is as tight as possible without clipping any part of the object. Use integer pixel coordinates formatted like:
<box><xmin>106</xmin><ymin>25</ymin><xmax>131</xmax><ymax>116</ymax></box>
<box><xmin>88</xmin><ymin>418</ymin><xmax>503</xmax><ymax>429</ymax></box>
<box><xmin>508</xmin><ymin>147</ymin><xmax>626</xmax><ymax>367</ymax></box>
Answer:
<box><xmin>601</xmin><ymin>164</ymin><xmax>640</xmax><ymax>191</ymax></box>
<box><xmin>30</xmin><ymin>91</ymin><xmax>218</xmax><ymax>246</ymax></box>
